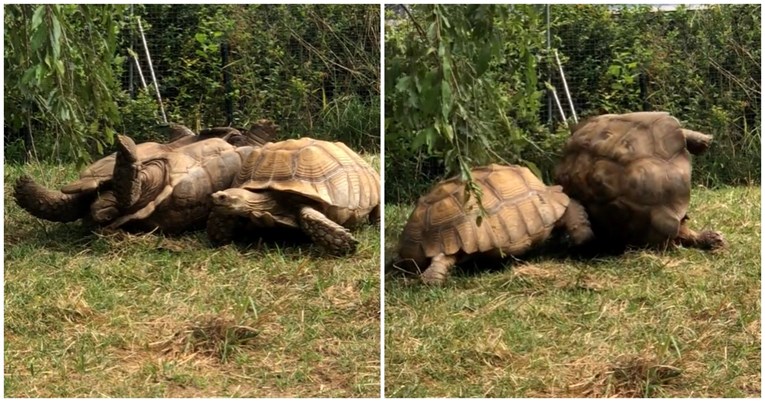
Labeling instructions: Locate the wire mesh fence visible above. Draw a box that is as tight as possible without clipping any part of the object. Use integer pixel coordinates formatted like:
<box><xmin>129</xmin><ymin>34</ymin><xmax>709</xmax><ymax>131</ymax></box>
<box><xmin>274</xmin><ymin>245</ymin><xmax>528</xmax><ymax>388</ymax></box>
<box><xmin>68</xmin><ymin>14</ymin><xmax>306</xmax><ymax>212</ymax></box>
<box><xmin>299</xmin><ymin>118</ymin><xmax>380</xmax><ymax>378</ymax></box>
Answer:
<box><xmin>543</xmin><ymin>4</ymin><xmax>760</xmax><ymax>132</ymax></box>
<box><xmin>545</xmin><ymin>4</ymin><xmax>760</xmax><ymax>184</ymax></box>
<box><xmin>119</xmin><ymin>4</ymin><xmax>380</xmax><ymax>150</ymax></box>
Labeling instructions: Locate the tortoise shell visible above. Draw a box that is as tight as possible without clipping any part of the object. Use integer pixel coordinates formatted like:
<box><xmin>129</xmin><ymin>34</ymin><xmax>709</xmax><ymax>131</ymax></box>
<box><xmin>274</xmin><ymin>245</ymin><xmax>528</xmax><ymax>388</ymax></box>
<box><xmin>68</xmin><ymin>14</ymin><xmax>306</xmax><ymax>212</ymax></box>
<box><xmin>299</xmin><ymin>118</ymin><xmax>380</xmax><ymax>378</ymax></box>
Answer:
<box><xmin>554</xmin><ymin>112</ymin><xmax>693</xmax><ymax>245</ymax></box>
<box><xmin>398</xmin><ymin>164</ymin><xmax>570</xmax><ymax>266</ymax></box>
<box><xmin>234</xmin><ymin>138</ymin><xmax>380</xmax><ymax>218</ymax></box>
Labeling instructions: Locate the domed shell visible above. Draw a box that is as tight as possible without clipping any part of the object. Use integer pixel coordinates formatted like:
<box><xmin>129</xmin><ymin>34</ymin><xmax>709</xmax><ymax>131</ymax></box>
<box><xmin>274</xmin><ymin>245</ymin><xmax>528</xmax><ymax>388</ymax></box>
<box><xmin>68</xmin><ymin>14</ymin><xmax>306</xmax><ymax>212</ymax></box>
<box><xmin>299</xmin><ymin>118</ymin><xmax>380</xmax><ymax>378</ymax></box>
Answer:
<box><xmin>234</xmin><ymin>138</ymin><xmax>380</xmax><ymax>211</ymax></box>
<box><xmin>398</xmin><ymin>164</ymin><xmax>570</xmax><ymax>265</ymax></box>
<box><xmin>554</xmin><ymin>112</ymin><xmax>693</xmax><ymax>245</ymax></box>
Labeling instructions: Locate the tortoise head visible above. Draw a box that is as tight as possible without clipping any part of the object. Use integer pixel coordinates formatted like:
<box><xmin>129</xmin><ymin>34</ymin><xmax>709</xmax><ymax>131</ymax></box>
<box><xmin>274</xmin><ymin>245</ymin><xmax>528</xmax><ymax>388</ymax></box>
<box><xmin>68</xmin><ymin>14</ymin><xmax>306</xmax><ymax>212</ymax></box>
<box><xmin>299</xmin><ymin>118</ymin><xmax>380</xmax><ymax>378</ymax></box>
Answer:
<box><xmin>211</xmin><ymin>188</ymin><xmax>276</xmax><ymax>216</ymax></box>
<box><xmin>91</xmin><ymin>192</ymin><xmax>120</xmax><ymax>224</ymax></box>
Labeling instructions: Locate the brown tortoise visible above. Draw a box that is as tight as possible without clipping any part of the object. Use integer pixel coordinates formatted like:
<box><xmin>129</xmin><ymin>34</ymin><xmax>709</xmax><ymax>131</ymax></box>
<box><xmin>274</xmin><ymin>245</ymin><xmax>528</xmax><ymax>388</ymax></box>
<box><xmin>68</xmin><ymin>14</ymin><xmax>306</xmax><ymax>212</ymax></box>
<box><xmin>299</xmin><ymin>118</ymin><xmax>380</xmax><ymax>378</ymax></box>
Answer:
<box><xmin>554</xmin><ymin>111</ymin><xmax>725</xmax><ymax>251</ymax></box>
<box><xmin>207</xmin><ymin>137</ymin><xmax>381</xmax><ymax>255</ymax></box>
<box><xmin>14</xmin><ymin>122</ymin><xmax>277</xmax><ymax>232</ymax></box>
<box><xmin>397</xmin><ymin>164</ymin><xmax>594</xmax><ymax>285</ymax></box>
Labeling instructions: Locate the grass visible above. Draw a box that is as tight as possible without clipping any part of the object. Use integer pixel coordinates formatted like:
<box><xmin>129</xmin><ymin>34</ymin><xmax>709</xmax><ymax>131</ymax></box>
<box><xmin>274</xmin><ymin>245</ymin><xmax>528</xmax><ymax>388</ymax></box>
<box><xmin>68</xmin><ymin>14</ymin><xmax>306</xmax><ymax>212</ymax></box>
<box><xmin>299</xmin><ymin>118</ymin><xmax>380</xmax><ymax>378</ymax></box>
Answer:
<box><xmin>4</xmin><ymin>157</ymin><xmax>381</xmax><ymax>398</ymax></box>
<box><xmin>384</xmin><ymin>185</ymin><xmax>760</xmax><ymax>397</ymax></box>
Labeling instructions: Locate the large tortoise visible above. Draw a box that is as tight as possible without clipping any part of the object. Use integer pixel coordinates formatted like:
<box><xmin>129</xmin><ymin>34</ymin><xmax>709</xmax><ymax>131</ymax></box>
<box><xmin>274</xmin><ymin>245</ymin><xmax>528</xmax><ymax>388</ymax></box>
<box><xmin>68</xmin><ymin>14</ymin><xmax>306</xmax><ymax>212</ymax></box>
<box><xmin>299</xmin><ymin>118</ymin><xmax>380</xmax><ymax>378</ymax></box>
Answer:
<box><xmin>554</xmin><ymin>111</ymin><xmax>725</xmax><ymax>250</ymax></box>
<box><xmin>14</xmin><ymin>123</ymin><xmax>275</xmax><ymax>232</ymax></box>
<box><xmin>207</xmin><ymin>137</ymin><xmax>381</xmax><ymax>255</ymax></box>
<box><xmin>396</xmin><ymin>164</ymin><xmax>594</xmax><ymax>285</ymax></box>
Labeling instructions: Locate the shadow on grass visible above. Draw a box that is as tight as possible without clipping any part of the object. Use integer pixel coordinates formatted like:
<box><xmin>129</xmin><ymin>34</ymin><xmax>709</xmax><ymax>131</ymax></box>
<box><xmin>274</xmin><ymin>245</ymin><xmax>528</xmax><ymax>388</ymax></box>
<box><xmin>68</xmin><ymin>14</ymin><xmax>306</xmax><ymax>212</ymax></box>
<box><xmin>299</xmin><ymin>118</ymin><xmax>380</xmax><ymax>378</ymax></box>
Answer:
<box><xmin>385</xmin><ymin>237</ymin><xmax>676</xmax><ymax>288</ymax></box>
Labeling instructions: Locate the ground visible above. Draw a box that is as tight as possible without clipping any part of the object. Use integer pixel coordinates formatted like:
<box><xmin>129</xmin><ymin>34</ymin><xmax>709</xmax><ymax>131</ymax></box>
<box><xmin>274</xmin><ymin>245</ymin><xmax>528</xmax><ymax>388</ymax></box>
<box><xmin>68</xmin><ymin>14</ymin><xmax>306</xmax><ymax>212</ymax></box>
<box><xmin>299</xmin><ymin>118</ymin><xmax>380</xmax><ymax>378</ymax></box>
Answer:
<box><xmin>4</xmin><ymin>159</ymin><xmax>380</xmax><ymax>398</ymax></box>
<box><xmin>384</xmin><ymin>186</ymin><xmax>760</xmax><ymax>397</ymax></box>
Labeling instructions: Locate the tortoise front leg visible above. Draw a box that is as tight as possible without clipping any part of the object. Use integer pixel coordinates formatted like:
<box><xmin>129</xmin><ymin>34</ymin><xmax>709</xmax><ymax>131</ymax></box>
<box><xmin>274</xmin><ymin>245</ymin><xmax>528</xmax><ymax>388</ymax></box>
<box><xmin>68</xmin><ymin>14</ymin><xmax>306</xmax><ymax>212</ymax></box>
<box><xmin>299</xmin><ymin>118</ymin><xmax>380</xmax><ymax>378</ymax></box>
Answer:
<box><xmin>559</xmin><ymin>199</ymin><xmax>594</xmax><ymax>246</ymax></box>
<box><xmin>676</xmin><ymin>221</ymin><xmax>726</xmax><ymax>251</ymax></box>
<box><xmin>298</xmin><ymin>206</ymin><xmax>358</xmax><ymax>255</ymax></box>
<box><xmin>207</xmin><ymin>209</ymin><xmax>242</xmax><ymax>246</ymax></box>
<box><xmin>421</xmin><ymin>253</ymin><xmax>457</xmax><ymax>286</ymax></box>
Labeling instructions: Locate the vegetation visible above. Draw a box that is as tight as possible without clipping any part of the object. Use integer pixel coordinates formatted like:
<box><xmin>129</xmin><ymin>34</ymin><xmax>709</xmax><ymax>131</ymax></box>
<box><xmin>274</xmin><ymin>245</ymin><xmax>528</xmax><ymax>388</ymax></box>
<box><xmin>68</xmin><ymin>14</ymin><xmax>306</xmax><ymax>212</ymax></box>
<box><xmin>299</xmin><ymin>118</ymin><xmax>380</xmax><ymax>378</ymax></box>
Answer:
<box><xmin>385</xmin><ymin>4</ymin><xmax>761</xmax><ymax>203</ymax></box>
<box><xmin>384</xmin><ymin>186</ymin><xmax>760</xmax><ymax>397</ymax></box>
<box><xmin>4</xmin><ymin>158</ymin><xmax>381</xmax><ymax>397</ymax></box>
<box><xmin>4</xmin><ymin>5</ymin><xmax>126</xmax><ymax>162</ymax></box>
<box><xmin>5</xmin><ymin>4</ymin><xmax>380</xmax><ymax>164</ymax></box>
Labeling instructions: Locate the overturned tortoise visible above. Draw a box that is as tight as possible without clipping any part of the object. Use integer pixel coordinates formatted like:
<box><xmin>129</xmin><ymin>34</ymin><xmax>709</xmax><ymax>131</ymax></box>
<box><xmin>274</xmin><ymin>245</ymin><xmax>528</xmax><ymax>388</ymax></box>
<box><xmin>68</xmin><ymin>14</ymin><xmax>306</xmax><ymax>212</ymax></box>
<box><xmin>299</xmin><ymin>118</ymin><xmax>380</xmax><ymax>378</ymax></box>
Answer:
<box><xmin>207</xmin><ymin>137</ymin><xmax>380</xmax><ymax>255</ymax></box>
<box><xmin>554</xmin><ymin>111</ymin><xmax>725</xmax><ymax>251</ymax></box>
<box><xmin>396</xmin><ymin>164</ymin><xmax>594</xmax><ymax>285</ymax></box>
<box><xmin>14</xmin><ymin>123</ymin><xmax>275</xmax><ymax>233</ymax></box>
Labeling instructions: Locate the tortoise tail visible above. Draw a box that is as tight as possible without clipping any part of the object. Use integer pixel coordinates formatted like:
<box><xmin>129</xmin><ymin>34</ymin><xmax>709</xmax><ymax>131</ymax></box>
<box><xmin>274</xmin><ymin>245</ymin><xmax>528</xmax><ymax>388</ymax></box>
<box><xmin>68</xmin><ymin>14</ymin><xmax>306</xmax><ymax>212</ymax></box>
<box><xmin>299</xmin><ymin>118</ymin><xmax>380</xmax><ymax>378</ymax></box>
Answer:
<box><xmin>14</xmin><ymin>175</ymin><xmax>92</xmax><ymax>222</ymax></box>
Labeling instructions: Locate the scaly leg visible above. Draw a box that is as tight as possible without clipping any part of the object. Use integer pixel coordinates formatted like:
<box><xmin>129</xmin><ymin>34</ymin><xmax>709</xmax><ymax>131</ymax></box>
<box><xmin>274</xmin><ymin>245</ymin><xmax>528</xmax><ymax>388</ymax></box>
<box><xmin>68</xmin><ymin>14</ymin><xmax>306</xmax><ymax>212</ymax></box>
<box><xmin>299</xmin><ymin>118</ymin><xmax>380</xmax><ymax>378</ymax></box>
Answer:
<box><xmin>206</xmin><ymin>209</ymin><xmax>242</xmax><ymax>246</ymax></box>
<box><xmin>299</xmin><ymin>206</ymin><xmax>358</xmax><ymax>255</ymax></box>
<box><xmin>113</xmin><ymin>134</ymin><xmax>143</xmax><ymax>209</ymax></box>
<box><xmin>676</xmin><ymin>221</ymin><xmax>726</xmax><ymax>250</ymax></box>
<box><xmin>559</xmin><ymin>199</ymin><xmax>594</xmax><ymax>246</ymax></box>
<box><xmin>421</xmin><ymin>253</ymin><xmax>458</xmax><ymax>286</ymax></box>
<box><xmin>681</xmin><ymin>129</ymin><xmax>713</xmax><ymax>155</ymax></box>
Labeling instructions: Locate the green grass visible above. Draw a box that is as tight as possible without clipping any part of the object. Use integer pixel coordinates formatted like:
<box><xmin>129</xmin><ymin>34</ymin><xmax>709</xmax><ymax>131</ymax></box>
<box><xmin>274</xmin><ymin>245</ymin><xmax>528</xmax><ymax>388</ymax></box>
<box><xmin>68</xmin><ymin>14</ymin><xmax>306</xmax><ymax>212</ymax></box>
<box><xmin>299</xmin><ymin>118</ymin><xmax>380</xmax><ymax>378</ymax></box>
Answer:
<box><xmin>384</xmin><ymin>186</ymin><xmax>760</xmax><ymax>397</ymax></box>
<box><xmin>4</xmin><ymin>159</ymin><xmax>381</xmax><ymax>398</ymax></box>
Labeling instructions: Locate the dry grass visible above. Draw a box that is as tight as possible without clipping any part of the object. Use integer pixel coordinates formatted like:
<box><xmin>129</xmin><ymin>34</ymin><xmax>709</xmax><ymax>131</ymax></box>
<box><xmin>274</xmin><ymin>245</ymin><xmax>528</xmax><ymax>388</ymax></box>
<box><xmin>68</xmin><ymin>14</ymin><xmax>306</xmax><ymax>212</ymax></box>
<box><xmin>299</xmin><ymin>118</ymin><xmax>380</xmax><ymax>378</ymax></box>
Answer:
<box><xmin>385</xmin><ymin>185</ymin><xmax>761</xmax><ymax>397</ymax></box>
<box><xmin>4</xmin><ymin>160</ymin><xmax>381</xmax><ymax>398</ymax></box>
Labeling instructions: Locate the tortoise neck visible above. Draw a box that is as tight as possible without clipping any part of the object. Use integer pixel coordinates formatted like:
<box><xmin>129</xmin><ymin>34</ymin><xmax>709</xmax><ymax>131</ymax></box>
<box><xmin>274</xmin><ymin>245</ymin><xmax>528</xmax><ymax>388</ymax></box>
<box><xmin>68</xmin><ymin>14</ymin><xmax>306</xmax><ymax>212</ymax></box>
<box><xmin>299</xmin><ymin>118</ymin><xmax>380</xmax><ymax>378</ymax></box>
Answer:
<box><xmin>244</xmin><ymin>191</ymin><xmax>280</xmax><ymax>210</ymax></box>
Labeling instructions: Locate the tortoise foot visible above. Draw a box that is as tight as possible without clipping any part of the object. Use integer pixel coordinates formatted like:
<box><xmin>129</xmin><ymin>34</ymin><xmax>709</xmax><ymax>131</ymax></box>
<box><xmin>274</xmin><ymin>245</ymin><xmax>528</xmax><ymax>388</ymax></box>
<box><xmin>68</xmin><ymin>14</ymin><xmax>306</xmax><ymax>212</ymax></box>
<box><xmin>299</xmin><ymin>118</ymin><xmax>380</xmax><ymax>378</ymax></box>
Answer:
<box><xmin>699</xmin><ymin>230</ymin><xmax>726</xmax><ymax>251</ymax></box>
<box><xmin>420</xmin><ymin>253</ymin><xmax>457</xmax><ymax>286</ymax></box>
<box><xmin>299</xmin><ymin>207</ymin><xmax>358</xmax><ymax>256</ymax></box>
<box><xmin>677</xmin><ymin>224</ymin><xmax>726</xmax><ymax>252</ymax></box>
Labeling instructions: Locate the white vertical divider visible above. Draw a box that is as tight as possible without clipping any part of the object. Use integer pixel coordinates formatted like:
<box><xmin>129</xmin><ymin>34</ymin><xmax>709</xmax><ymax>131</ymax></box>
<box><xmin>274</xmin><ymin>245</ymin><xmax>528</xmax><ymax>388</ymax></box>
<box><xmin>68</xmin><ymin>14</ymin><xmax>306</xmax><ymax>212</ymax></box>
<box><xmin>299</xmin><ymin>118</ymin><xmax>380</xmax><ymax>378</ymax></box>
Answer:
<box><xmin>378</xmin><ymin>3</ymin><xmax>386</xmax><ymax>398</ymax></box>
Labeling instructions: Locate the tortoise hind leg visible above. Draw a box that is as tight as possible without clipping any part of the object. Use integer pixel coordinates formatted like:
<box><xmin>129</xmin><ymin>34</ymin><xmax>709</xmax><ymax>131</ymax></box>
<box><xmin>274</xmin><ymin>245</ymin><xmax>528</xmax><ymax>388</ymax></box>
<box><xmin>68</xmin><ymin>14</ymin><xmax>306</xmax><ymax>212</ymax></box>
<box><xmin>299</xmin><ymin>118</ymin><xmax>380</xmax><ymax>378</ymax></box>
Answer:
<box><xmin>681</xmin><ymin>129</ymin><xmax>713</xmax><ymax>155</ymax></box>
<box><xmin>559</xmin><ymin>199</ymin><xmax>594</xmax><ymax>246</ymax></box>
<box><xmin>298</xmin><ymin>206</ymin><xmax>358</xmax><ymax>255</ymax></box>
<box><xmin>14</xmin><ymin>175</ymin><xmax>93</xmax><ymax>222</ymax></box>
<box><xmin>421</xmin><ymin>253</ymin><xmax>457</xmax><ymax>286</ymax></box>
<box><xmin>113</xmin><ymin>134</ymin><xmax>143</xmax><ymax>209</ymax></box>
<box><xmin>676</xmin><ymin>220</ymin><xmax>726</xmax><ymax>251</ymax></box>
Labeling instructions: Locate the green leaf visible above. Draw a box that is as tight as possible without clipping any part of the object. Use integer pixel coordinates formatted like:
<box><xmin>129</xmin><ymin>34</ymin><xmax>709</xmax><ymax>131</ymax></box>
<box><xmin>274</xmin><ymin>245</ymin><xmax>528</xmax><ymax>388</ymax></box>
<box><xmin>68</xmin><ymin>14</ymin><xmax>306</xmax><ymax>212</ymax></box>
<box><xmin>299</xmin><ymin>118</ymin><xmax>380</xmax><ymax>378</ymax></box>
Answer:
<box><xmin>440</xmin><ymin>80</ymin><xmax>452</xmax><ymax>120</ymax></box>
<box><xmin>411</xmin><ymin>127</ymin><xmax>436</xmax><ymax>151</ymax></box>
<box><xmin>31</xmin><ymin>6</ymin><xmax>45</xmax><ymax>31</ymax></box>
<box><xmin>476</xmin><ymin>44</ymin><xmax>493</xmax><ymax>76</ymax></box>
<box><xmin>50</xmin><ymin>14</ymin><xmax>62</xmax><ymax>60</ymax></box>
<box><xmin>427</xmin><ymin>22</ymin><xmax>438</xmax><ymax>43</ymax></box>
<box><xmin>21</xmin><ymin>67</ymin><xmax>37</xmax><ymax>86</ymax></box>
<box><xmin>54</xmin><ymin>59</ymin><xmax>65</xmax><ymax>76</ymax></box>
<box><xmin>396</xmin><ymin>76</ymin><xmax>412</xmax><ymax>93</ymax></box>
<box><xmin>194</xmin><ymin>32</ymin><xmax>208</xmax><ymax>44</ymax></box>
<box><xmin>31</xmin><ymin>25</ymin><xmax>47</xmax><ymax>52</ymax></box>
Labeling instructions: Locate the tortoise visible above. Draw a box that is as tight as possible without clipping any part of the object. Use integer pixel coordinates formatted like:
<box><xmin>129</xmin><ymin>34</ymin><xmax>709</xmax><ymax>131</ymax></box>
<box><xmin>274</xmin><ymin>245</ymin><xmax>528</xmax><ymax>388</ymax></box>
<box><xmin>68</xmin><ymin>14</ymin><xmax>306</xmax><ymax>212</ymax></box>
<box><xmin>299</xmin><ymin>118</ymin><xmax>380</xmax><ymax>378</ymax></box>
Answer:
<box><xmin>102</xmin><ymin>134</ymin><xmax>256</xmax><ymax>232</ymax></box>
<box><xmin>207</xmin><ymin>137</ymin><xmax>381</xmax><ymax>255</ymax></box>
<box><xmin>13</xmin><ymin>123</ymin><xmax>274</xmax><ymax>232</ymax></box>
<box><xmin>554</xmin><ymin>111</ymin><xmax>725</xmax><ymax>251</ymax></box>
<box><xmin>396</xmin><ymin>164</ymin><xmax>594</xmax><ymax>285</ymax></box>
